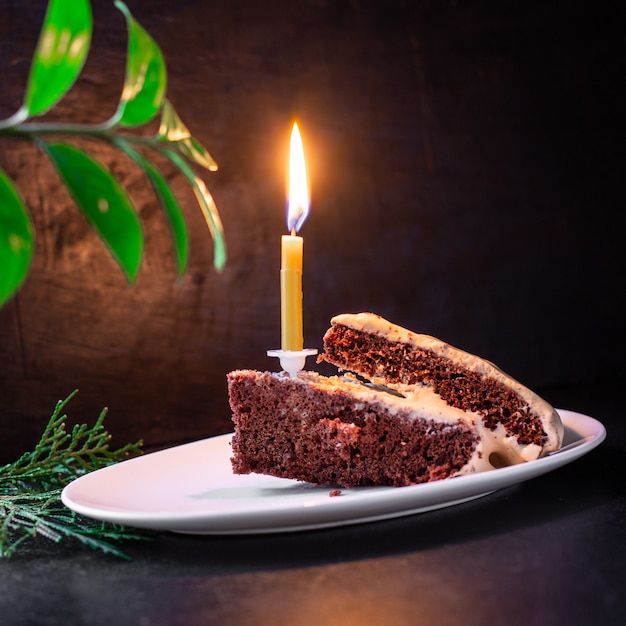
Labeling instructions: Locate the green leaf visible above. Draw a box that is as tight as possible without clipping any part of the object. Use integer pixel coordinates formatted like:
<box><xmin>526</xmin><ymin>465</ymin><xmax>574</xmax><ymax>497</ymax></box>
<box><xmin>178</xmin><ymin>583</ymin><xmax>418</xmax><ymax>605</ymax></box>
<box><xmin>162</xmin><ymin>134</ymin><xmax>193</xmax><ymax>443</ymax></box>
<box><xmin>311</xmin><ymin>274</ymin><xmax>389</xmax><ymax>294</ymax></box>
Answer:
<box><xmin>0</xmin><ymin>169</ymin><xmax>34</xmax><ymax>308</ymax></box>
<box><xmin>164</xmin><ymin>150</ymin><xmax>226</xmax><ymax>271</ymax></box>
<box><xmin>113</xmin><ymin>1</ymin><xmax>167</xmax><ymax>127</ymax></box>
<box><xmin>44</xmin><ymin>143</ymin><xmax>143</xmax><ymax>281</ymax></box>
<box><xmin>115</xmin><ymin>139</ymin><xmax>189</xmax><ymax>276</ymax></box>
<box><xmin>158</xmin><ymin>100</ymin><xmax>218</xmax><ymax>171</ymax></box>
<box><xmin>158</xmin><ymin>99</ymin><xmax>190</xmax><ymax>142</ymax></box>
<box><xmin>23</xmin><ymin>0</ymin><xmax>92</xmax><ymax>117</ymax></box>
<box><xmin>179</xmin><ymin>136</ymin><xmax>218</xmax><ymax>171</ymax></box>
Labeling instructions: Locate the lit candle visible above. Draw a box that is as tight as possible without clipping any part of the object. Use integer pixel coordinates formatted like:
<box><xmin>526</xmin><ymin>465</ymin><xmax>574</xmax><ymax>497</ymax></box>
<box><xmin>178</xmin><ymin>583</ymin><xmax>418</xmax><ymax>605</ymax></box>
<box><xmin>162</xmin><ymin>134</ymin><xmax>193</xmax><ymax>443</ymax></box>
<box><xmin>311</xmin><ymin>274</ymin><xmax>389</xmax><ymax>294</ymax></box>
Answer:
<box><xmin>281</xmin><ymin>123</ymin><xmax>309</xmax><ymax>351</ymax></box>
<box><xmin>268</xmin><ymin>123</ymin><xmax>316</xmax><ymax>377</ymax></box>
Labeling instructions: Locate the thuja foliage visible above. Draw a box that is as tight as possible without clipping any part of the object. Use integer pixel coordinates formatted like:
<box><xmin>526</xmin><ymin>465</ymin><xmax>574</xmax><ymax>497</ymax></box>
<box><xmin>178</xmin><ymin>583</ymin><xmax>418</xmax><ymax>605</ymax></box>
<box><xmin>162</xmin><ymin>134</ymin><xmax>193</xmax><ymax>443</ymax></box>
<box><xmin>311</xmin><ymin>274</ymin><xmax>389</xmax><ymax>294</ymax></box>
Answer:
<box><xmin>0</xmin><ymin>0</ymin><xmax>226</xmax><ymax>308</ymax></box>
<box><xmin>0</xmin><ymin>390</ymin><xmax>152</xmax><ymax>558</ymax></box>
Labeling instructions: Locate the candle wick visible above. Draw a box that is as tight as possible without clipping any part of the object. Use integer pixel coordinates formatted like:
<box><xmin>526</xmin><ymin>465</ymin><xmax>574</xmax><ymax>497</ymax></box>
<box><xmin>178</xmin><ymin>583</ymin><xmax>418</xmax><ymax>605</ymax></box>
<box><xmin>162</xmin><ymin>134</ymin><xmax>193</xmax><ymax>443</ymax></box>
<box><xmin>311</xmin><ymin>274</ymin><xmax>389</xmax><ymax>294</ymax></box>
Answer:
<box><xmin>290</xmin><ymin>227</ymin><xmax>296</xmax><ymax>236</ymax></box>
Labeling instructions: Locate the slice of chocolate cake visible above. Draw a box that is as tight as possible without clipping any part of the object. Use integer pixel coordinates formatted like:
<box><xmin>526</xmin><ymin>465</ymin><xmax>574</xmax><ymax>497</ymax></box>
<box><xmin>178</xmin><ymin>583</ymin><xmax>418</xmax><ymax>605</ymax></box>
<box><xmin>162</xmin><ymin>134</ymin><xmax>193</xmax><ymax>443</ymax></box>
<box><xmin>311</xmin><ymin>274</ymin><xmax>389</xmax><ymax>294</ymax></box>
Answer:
<box><xmin>227</xmin><ymin>314</ymin><xmax>563</xmax><ymax>488</ymax></box>
<box><xmin>321</xmin><ymin>313</ymin><xmax>563</xmax><ymax>460</ymax></box>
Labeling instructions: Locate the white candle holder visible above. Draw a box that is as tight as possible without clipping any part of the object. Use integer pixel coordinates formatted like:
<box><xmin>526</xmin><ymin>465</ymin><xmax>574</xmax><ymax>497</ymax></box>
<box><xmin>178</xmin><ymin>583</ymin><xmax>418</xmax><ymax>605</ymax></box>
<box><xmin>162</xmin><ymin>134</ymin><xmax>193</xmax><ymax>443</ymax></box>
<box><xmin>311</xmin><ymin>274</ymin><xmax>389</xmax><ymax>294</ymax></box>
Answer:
<box><xmin>267</xmin><ymin>348</ymin><xmax>318</xmax><ymax>378</ymax></box>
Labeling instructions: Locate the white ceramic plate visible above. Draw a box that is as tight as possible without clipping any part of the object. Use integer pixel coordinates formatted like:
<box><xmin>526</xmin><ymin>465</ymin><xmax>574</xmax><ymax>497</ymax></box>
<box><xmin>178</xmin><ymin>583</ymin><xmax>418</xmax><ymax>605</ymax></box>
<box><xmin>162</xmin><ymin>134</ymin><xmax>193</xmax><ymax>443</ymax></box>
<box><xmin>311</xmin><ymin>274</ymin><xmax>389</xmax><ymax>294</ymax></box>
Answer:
<box><xmin>61</xmin><ymin>410</ymin><xmax>605</xmax><ymax>534</ymax></box>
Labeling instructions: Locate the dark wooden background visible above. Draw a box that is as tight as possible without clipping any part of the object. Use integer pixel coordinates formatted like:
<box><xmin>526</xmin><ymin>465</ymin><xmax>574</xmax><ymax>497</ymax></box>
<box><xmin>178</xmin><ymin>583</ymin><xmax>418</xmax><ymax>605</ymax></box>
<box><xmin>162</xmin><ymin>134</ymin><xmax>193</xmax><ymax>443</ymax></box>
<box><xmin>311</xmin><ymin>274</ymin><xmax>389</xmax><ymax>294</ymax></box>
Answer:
<box><xmin>0</xmin><ymin>0</ymin><xmax>622</xmax><ymax>461</ymax></box>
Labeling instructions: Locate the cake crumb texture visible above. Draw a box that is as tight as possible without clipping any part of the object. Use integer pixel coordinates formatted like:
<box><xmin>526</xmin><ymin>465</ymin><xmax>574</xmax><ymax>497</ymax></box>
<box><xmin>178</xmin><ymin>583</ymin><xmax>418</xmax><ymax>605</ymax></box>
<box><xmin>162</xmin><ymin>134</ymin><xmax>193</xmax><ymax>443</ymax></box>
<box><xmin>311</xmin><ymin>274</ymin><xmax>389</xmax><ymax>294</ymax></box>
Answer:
<box><xmin>228</xmin><ymin>370</ymin><xmax>479</xmax><ymax>488</ymax></box>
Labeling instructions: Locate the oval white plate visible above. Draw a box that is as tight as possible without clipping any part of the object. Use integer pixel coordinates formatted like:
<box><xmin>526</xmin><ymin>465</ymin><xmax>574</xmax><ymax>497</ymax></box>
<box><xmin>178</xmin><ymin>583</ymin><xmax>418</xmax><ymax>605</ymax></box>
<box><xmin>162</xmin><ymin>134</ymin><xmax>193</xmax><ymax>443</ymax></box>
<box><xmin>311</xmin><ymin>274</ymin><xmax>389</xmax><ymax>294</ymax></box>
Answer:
<box><xmin>61</xmin><ymin>410</ymin><xmax>605</xmax><ymax>534</ymax></box>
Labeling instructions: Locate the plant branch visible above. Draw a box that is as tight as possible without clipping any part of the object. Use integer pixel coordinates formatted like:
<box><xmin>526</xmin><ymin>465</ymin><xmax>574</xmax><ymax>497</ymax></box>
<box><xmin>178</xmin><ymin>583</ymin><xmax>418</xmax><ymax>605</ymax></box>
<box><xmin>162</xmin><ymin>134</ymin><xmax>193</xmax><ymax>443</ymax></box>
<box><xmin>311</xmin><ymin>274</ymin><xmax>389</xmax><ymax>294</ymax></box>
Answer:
<box><xmin>0</xmin><ymin>390</ymin><xmax>153</xmax><ymax>558</ymax></box>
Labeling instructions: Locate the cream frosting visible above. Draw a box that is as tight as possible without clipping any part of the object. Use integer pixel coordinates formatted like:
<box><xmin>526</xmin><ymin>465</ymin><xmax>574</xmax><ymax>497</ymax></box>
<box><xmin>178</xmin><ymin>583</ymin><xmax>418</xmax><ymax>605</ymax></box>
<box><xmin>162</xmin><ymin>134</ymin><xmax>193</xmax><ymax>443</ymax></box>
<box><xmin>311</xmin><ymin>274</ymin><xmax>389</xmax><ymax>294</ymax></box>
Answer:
<box><xmin>326</xmin><ymin>312</ymin><xmax>564</xmax><ymax>466</ymax></box>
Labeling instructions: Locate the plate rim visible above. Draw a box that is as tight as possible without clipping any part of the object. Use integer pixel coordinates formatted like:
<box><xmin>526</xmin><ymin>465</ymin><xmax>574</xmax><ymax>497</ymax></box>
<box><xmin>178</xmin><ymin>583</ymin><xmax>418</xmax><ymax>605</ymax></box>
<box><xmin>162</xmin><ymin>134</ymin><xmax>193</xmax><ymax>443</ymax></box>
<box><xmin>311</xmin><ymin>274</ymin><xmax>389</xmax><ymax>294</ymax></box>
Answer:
<box><xmin>61</xmin><ymin>409</ymin><xmax>606</xmax><ymax>534</ymax></box>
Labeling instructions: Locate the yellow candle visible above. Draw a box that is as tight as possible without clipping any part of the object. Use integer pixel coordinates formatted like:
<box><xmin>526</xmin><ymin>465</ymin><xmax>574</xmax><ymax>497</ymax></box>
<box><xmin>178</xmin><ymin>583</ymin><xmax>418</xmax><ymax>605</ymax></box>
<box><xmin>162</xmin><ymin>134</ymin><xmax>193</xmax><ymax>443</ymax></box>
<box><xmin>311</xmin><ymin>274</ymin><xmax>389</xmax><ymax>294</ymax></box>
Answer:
<box><xmin>281</xmin><ymin>234</ymin><xmax>303</xmax><ymax>350</ymax></box>
<box><xmin>280</xmin><ymin>122</ymin><xmax>309</xmax><ymax>351</ymax></box>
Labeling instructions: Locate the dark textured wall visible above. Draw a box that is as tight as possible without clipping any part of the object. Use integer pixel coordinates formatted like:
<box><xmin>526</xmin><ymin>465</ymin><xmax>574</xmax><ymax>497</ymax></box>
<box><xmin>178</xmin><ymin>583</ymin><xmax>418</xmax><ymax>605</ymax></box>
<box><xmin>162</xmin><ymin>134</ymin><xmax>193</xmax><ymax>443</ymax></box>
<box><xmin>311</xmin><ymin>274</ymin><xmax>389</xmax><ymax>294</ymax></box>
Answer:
<box><xmin>0</xmin><ymin>0</ymin><xmax>622</xmax><ymax>459</ymax></box>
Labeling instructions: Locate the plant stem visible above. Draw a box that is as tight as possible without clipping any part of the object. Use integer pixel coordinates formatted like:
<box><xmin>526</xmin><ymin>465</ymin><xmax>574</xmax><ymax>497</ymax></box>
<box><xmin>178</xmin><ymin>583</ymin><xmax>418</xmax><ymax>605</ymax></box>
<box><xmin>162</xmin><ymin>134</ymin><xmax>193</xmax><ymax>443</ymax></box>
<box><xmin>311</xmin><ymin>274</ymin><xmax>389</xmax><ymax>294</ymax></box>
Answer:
<box><xmin>0</xmin><ymin>119</ymin><xmax>170</xmax><ymax>162</ymax></box>
<box><xmin>0</xmin><ymin>107</ymin><xmax>29</xmax><ymax>130</ymax></box>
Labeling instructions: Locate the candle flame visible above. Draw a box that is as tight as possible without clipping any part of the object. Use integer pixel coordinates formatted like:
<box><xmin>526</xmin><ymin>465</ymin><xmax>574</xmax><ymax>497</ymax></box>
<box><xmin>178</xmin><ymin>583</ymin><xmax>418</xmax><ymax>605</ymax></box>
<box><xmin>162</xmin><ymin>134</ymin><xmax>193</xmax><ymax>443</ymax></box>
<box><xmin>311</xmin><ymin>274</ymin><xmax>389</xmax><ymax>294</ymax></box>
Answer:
<box><xmin>287</xmin><ymin>123</ymin><xmax>309</xmax><ymax>234</ymax></box>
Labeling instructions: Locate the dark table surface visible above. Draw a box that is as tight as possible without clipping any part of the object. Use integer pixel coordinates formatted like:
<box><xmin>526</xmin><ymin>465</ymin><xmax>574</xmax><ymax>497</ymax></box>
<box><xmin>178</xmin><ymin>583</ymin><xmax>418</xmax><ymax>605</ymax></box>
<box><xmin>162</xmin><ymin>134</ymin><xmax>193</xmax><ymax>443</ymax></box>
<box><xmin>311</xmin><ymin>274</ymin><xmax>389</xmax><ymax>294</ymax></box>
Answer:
<box><xmin>1</xmin><ymin>380</ymin><xmax>624</xmax><ymax>626</ymax></box>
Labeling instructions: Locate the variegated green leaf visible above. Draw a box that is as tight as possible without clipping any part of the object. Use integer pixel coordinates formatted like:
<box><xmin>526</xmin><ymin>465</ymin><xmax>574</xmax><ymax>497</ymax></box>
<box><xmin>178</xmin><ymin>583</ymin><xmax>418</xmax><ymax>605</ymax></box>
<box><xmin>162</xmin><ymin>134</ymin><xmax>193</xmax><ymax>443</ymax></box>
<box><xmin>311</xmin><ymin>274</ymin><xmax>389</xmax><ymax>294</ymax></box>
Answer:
<box><xmin>158</xmin><ymin>99</ymin><xmax>190</xmax><ymax>142</ymax></box>
<box><xmin>165</xmin><ymin>150</ymin><xmax>225</xmax><ymax>271</ymax></box>
<box><xmin>23</xmin><ymin>0</ymin><xmax>92</xmax><ymax>118</ymax></box>
<box><xmin>0</xmin><ymin>169</ymin><xmax>34</xmax><ymax>307</ymax></box>
<box><xmin>44</xmin><ymin>143</ymin><xmax>143</xmax><ymax>281</ymax></box>
<box><xmin>113</xmin><ymin>1</ymin><xmax>167</xmax><ymax>127</ymax></box>
<box><xmin>178</xmin><ymin>136</ymin><xmax>218</xmax><ymax>172</ymax></box>
<box><xmin>158</xmin><ymin>100</ymin><xmax>218</xmax><ymax>171</ymax></box>
<box><xmin>115</xmin><ymin>139</ymin><xmax>189</xmax><ymax>276</ymax></box>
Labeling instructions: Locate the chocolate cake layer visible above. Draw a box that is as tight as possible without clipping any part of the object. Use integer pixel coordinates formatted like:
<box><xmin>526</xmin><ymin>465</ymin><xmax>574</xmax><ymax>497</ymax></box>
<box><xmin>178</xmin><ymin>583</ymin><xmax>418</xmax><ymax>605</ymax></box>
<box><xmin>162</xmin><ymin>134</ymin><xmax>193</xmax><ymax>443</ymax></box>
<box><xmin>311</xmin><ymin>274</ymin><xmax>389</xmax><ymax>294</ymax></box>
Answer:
<box><xmin>228</xmin><ymin>370</ymin><xmax>480</xmax><ymax>488</ymax></box>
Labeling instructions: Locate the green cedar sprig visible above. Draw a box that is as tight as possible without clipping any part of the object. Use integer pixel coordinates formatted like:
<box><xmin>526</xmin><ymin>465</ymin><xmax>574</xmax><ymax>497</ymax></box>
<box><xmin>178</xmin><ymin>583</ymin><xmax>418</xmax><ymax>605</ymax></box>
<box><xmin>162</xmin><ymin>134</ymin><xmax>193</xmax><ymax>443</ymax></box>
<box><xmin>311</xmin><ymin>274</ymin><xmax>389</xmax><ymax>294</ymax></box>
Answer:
<box><xmin>0</xmin><ymin>390</ymin><xmax>152</xmax><ymax>559</ymax></box>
